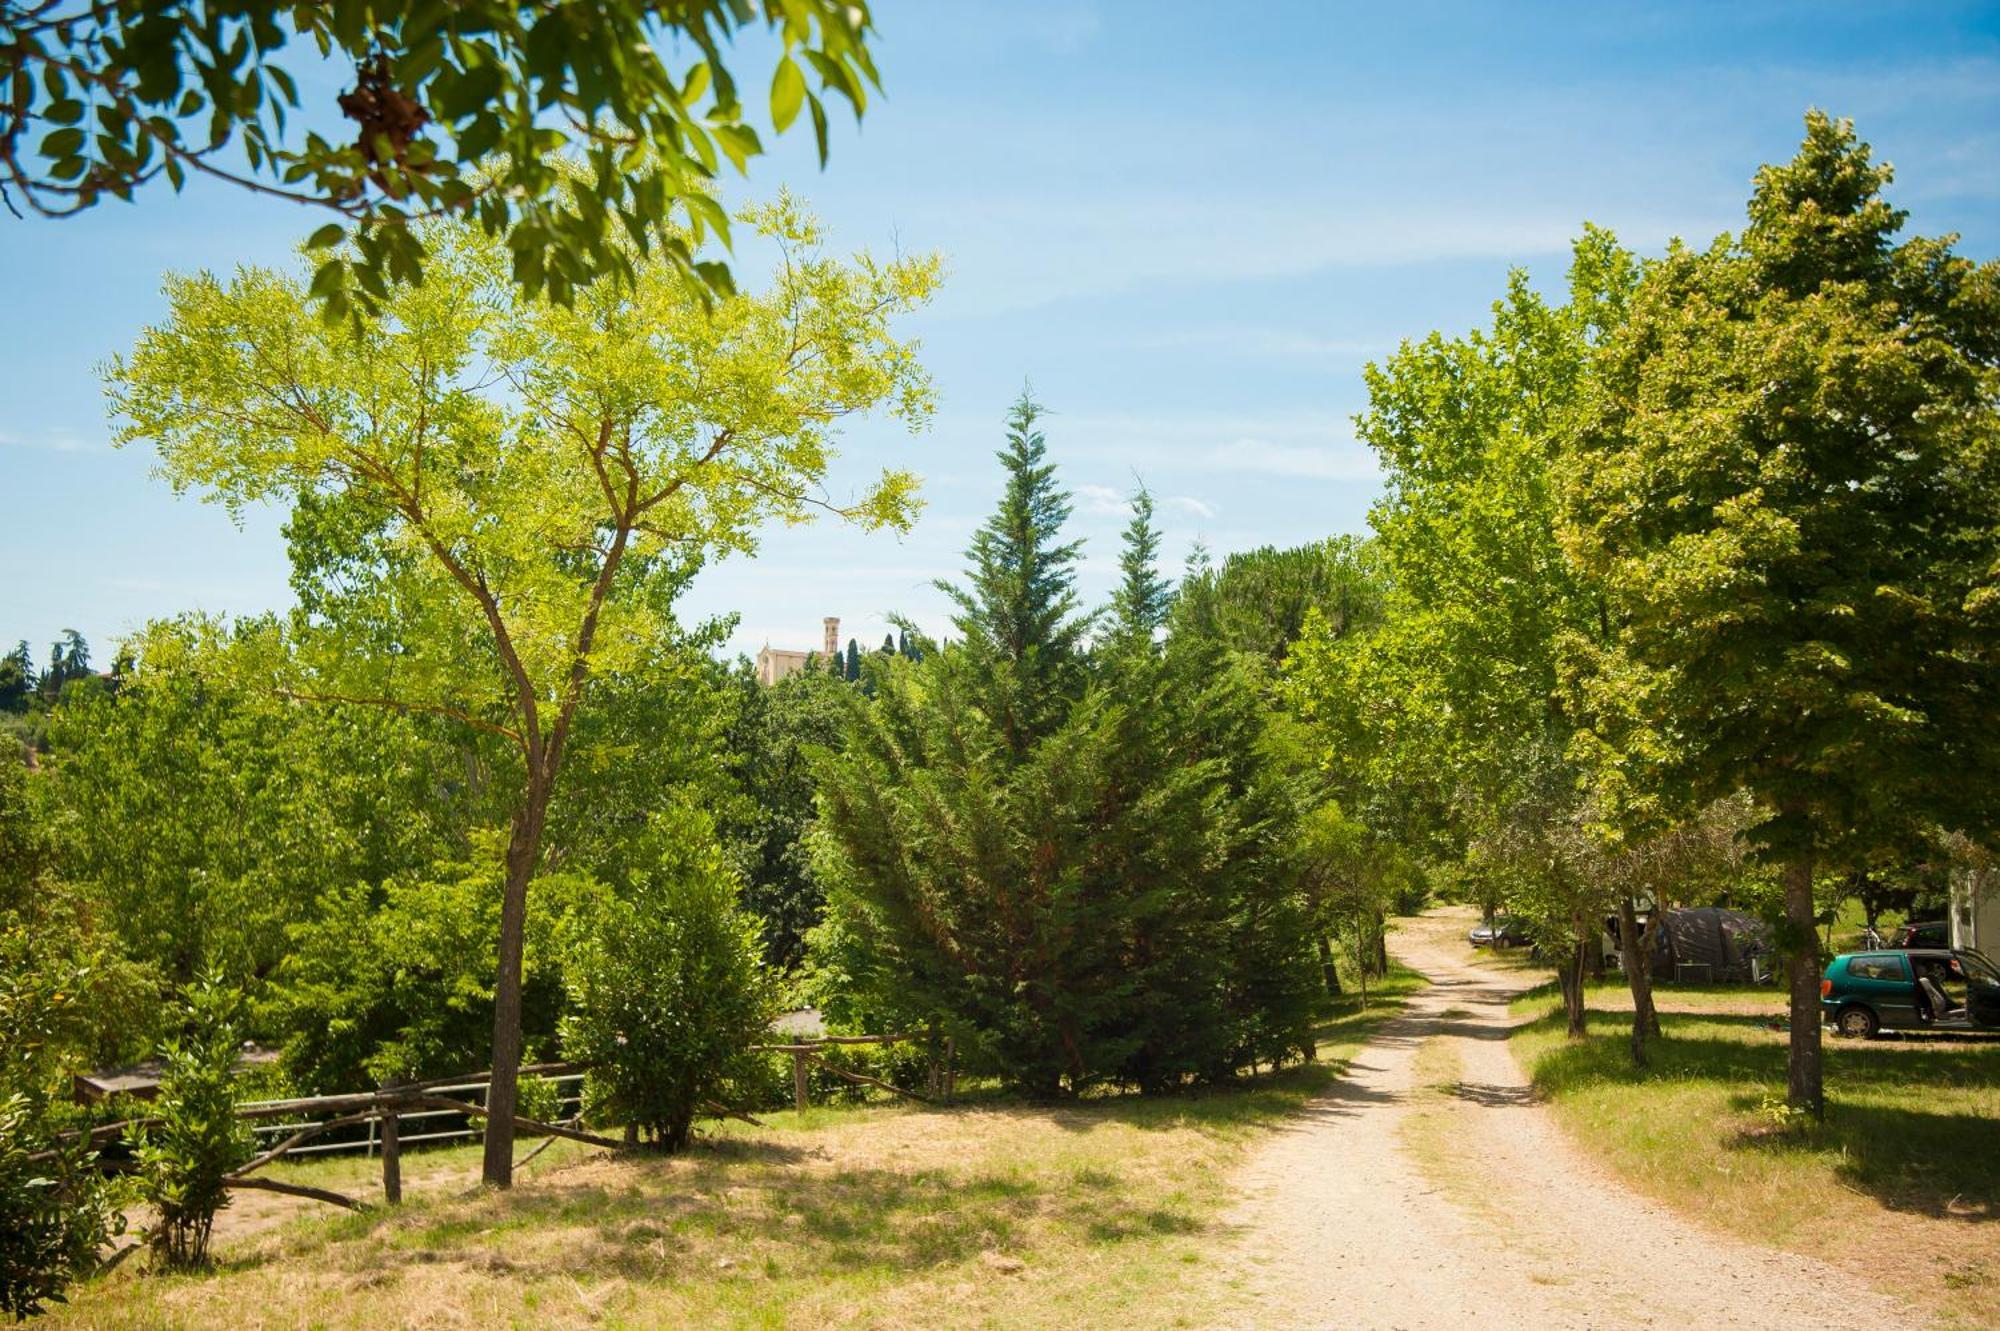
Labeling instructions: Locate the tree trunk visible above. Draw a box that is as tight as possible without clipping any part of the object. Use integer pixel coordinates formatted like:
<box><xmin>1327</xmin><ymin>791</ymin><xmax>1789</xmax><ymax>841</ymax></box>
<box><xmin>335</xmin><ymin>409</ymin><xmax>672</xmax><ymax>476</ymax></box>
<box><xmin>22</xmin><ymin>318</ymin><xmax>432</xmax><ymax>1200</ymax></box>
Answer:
<box><xmin>1317</xmin><ymin>936</ymin><xmax>1342</xmax><ymax>996</ymax></box>
<box><xmin>1783</xmin><ymin>850</ymin><xmax>1823</xmax><ymax>1117</ymax></box>
<box><xmin>1370</xmin><ymin>911</ymin><xmax>1388</xmax><ymax>979</ymax></box>
<box><xmin>1615</xmin><ymin>896</ymin><xmax>1654</xmax><ymax>1068</ymax></box>
<box><xmin>1556</xmin><ymin>936</ymin><xmax>1589</xmax><ymax>1039</ymax></box>
<box><xmin>481</xmin><ymin>776</ymin><xmax>550</xmax><ymax>1189</ymax></box>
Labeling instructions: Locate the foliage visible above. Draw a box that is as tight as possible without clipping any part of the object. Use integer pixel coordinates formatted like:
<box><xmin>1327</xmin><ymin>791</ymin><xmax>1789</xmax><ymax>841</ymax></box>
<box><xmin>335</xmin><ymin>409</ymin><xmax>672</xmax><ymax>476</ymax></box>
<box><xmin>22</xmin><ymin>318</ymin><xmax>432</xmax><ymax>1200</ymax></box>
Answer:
<box><xmin>266</xmin><ymin>832</ymin><xmax>607</xmax><ymax>1092</ymax></box>
<box><xmin>717</xmin><ymin>661</ymin><xmax>853</xmax><ymax>967</ymax></box>
<box><xmin>1560</xmin><ymin>113</ymin><xmax>2000</xmax><ymax>1109</ymax></box>
<box><xmin>1173</xmin><ymin>537</ymin><xmax>1385</xmax><ymax>675</ymax></box>
<box><xmin>0</xmin><ymin>642</ymin><xmax>31</xmax><ymax>714</ymax></box>
<box><xmin>812</xmin><ymin>404</ymin><xmax>1318</xmax><ymax>1095</ymax></box>
<box><xmin>0</xmin><ymin>1092</ymin><xmax>121</xmax><ymax>1321</ymax></box>
<box><xmin>937</xmin><ymin>393</ymin><xmax>1088</xmax><ymax>756</ymax></box>
<box><xmin>37</xmin><ymin>617</ymin><xmax>486</xmax><ymax>987</ymax></box>
<box><xmin>131</xmin><ymin>977</ymin><xmax>254</xmax><ymax>1271</ymax></box>
<box><xmin>3</xmin><ymin>0</ymin><xmax>882</xmax><ymax>319</ymax></box>
<box><xmin>107</xmin><ymin>195</ymin><xmax>936</xmax><ymax>1186</ymax></box>
<box><xmin>561</xmin><ymin>811</ymin><xmax>776</xmax><ymax>1152</ymax></box>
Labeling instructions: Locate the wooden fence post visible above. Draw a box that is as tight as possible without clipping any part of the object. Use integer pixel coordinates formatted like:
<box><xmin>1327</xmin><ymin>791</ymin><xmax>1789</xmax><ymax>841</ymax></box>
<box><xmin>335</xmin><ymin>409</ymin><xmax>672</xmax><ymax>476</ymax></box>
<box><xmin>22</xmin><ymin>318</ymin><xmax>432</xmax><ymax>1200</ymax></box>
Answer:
<box><xmin>792</xmin><ymin>1051</ymin><xmax>810</xmax><ymax>1113</ymax></box>
<box><xmin>379</xmin><ymin>1079</ymin><xmax>403</xmax><ymax>1206</ymax></box>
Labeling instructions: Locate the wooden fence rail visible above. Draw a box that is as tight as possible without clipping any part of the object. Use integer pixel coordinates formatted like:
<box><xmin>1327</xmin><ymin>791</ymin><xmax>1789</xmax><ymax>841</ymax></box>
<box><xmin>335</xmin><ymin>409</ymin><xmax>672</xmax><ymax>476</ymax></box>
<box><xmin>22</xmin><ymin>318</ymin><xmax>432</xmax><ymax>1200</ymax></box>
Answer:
<box><xmin>47</xmin><ymin>1033</ymin><xmax>949</xmax><ymax>1210</ymax></box>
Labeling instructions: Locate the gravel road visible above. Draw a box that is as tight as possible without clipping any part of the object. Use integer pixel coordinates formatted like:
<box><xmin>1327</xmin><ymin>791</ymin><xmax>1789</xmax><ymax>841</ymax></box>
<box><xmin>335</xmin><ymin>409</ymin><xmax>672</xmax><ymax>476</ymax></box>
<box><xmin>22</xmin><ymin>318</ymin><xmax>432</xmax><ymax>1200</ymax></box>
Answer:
<box><xmin>1217</xmin><ymin>911</ymin><xmax>1907</xmax><ymax>1330</ymax></box>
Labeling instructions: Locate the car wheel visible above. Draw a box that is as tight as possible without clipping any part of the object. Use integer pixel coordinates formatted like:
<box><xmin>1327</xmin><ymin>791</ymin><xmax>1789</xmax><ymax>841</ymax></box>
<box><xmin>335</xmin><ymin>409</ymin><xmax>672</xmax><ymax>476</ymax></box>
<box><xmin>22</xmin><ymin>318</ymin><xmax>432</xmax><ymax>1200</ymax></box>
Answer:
<box><xmin>1836</xmin><ymin>1006</ymin><xmax>1879</xmax><ymax>1039</ymax></box>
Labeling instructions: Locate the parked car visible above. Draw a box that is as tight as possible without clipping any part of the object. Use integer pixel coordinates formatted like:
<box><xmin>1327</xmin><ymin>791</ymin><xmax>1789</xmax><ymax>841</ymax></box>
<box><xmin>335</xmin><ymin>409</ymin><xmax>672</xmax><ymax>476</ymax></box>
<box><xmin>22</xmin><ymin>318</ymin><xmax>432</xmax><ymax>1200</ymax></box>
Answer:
<box><xmin>1468</xmin><ymin>916</ymin><xmax>1534</xmax><ymax>949</ymax></box>
<box><xmin>1820</xmin><ymin>948</ymin><xmax>2000</xmax><ymax>1038</ymax></box>
<box><xmin>1890</xmin><ymin>920</ymin><xmax>1949</xmax><ymax>949</ymax></box>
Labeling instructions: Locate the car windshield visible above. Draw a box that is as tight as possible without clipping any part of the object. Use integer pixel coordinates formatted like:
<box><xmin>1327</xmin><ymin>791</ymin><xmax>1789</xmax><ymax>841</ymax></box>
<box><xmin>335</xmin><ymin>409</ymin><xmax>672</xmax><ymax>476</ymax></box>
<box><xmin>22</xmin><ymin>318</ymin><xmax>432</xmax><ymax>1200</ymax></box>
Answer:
<box><xmin>1956</xmin><ymin>950</ymin><xmax>2000</xmax><ymax>984</ymax></box>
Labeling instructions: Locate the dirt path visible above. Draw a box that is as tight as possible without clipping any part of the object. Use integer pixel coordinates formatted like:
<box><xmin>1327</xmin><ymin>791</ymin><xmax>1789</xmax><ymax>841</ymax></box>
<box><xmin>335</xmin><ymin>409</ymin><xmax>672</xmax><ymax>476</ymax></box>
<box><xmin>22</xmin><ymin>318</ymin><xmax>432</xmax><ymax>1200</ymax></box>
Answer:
<box><xmin>1217</xmin><ymin>910</ymin><xmax>1907</xmax><ymax>1330</ymax></box>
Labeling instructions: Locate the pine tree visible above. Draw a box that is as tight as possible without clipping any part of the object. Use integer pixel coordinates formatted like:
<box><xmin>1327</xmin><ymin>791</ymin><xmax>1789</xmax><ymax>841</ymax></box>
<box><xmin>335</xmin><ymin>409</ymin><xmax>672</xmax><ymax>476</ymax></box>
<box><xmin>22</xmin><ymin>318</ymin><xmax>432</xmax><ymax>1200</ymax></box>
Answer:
<box><xmin>0</xmin><ymin>641</ymin><xmax>33</xmax><ymax>713</ymax></box>
<box><xmin>879</xmin><ymin>634</ymin><xmax>895</xmax><ymax>656</ymax></box>
<box><xmin>1109</xmin><ymin>486</ymin><xmax>1172</xmax><ymax>643</ymax></box>
<box><xmin>843</xmin><ymin>639</ymin><xmax>861</xmax><ymax>682</ymax></box>
<box><xmin>936</xmin><ymin>392</ymin><xmax>1087</xmax><ymax>755</ymax></box>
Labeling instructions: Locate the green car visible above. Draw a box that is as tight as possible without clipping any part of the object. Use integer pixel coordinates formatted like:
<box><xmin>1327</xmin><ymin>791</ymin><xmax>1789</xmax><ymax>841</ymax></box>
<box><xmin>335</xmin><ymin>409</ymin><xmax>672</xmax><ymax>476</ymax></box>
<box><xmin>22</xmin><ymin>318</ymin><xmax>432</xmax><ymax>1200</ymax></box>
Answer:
<box><xmin>1820</xmin><ymin>948</ymin><xmax>2000</xmax><ymax>1038</ymax></box>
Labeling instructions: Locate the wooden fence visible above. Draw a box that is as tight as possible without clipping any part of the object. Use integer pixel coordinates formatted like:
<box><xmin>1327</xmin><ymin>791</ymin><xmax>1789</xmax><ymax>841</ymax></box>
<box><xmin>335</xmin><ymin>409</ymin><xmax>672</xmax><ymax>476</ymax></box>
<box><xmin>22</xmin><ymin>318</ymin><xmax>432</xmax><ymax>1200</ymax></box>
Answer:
<box><xmin>57</xmin><ymin>1031</ymin><xmax>951</xmax><ymax>1215</ymax></box>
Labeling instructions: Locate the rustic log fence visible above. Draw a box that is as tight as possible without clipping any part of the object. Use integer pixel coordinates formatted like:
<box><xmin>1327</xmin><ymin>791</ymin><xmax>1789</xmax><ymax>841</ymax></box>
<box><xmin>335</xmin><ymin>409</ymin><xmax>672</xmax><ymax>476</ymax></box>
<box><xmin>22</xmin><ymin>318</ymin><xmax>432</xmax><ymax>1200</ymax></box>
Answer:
<box><xmin>54</xmin><ymin>1032</ymin><xmax>949</xmax><ymax>1215</ymax></box>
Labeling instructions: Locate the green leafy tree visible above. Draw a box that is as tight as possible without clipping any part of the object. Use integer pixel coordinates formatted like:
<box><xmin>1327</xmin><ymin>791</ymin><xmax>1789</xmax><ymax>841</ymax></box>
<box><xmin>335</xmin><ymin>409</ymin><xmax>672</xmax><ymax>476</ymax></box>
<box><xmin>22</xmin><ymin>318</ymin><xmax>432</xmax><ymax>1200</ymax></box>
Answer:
<box><xmin>842</xmin><ymin>637</ymin><xmax>861</xmax><ymax>682</ymax></box>
<box><xmin>1288</xmin><ymin>230</ymin><xmax>1640</xmax><ymax>1039</ymax></box>
<box><xmin>39</xmin><ymin>617</ymin><xmax>482</xmax><ymax>986</ymax></box>
<box><xmin>36</xmin><ymin>629</ymin><xmax>88</xmax><ymax>703</ymax></box>
<box><xmin>106</xmin><ymin>199</ymin><xmax>936</xmax><ymax>1187</ymax></box>
<box><xmin>1562</xmin><ymin>114</ymin><xmax>2000</xmax><ymax>1113</ymax></box>
<box><xmin>1109</xmin><ymin>486</ymin><xmax>1172</xmax><ymax>641</ymax></box>
<box><xmin>561</xmin><ymin>810</ymin><xmax>775</xmax><ymax>1152</ymax></box>
<box><xmin>4</xmin><ymin>0</ymin><xmax>883</xmax><ymax>318</ymax></box>
<box><xmin>1174</xmin><ymin>537</ymin><xmax>1384</xmax><ymax>674</ymax></box>
<box><xmin>265</xmin><ymin>832</ymin><xmax>607</xmax><ymax>1092</ymax></box>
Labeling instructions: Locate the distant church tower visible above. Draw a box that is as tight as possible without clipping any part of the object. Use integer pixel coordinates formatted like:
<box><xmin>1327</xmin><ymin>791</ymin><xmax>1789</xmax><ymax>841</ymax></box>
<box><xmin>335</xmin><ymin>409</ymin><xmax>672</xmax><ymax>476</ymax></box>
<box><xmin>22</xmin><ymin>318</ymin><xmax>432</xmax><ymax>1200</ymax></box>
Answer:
<box><xmin>823</xmin><ymin>616</ymin><xmax>841</xmax><ymax>661</ymax></box>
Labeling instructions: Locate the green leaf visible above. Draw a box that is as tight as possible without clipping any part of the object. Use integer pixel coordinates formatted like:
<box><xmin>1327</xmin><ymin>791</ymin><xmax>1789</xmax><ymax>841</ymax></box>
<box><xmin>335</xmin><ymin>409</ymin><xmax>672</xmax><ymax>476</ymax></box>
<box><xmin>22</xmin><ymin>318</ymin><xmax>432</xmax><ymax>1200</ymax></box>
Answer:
<box><xmin>40</xmin><ymin>127</ymin><xmax>85</xmax><ymax>158</ymax></box>
<box><xmin>305</xmin><ymin>223</ymin><xmax>346</xmax><ymax>251</ymax></box>
<box><xmin>769</xmin><ymin>57</ymin><xmax>805</xmax><ymax>134</ymax></box>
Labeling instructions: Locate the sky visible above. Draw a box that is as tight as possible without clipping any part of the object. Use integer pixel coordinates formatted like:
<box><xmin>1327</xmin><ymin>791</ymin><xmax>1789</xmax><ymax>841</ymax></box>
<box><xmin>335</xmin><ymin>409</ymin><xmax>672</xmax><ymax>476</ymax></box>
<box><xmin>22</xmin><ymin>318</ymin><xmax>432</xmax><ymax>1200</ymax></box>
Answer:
<box><xmin>3</xmin><ymin>1</ymin><xmax>1998</xmax><ymax>664</ymax></box>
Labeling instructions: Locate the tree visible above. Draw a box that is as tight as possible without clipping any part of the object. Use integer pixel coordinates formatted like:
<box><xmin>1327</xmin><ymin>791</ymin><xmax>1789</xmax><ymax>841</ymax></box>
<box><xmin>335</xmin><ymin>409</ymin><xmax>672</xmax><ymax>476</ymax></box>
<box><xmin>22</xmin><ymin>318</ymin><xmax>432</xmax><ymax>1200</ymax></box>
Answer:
<box><xmin>3</xmin><ymin>0</ymin><xmax>883</xmax><ymax>319</ymax></box>
<box><xmin>938</xmin><ymin>392</ymin><xmax>1087</xmax><ymax>756</ymax></box>
<box><xmin>843</xmin><ymin>637</ymin><xmax>861</xmax><ymax>682</ymax></box>
<box><xmin>1562</xmin><ymin>113</ymin><xmax>2000</xmax><ymax>1114</ymax></box>
<box><xmin>717</xmin><ymin>660</ymin><xmax>851</xmax><ymax>967</ymax></box>
<box><xmin>1288</xmin><ymin>229</ymin><xmax>1640</xmax><ymax>1042</ymax></box>
<box><xmin>106</xmin><ymin>198</ymin><xmax>938</xmax><ymax>1186</ymax></box>
<box><xmin>39</xmin><ymin>617</ymin><xmax>483</xmax><ymax>986</ymax></box>
<box><xmin>1174</xmin><ymin>537</ymin><xmax>1384</xmax><ymax>674</ymax></box>
<box><xmin>0</xmin><ymin>642</ymin><xmax>31</xmax><ymax>713</ymax></box>
<box><xmin>36</xmin><ymin>629</ymin><xmax>88</xmax><ymax>703</ymax></box>
<box><xmin>1109</xmin><ymin>486</ymin><xmax>1171</xmax><ymax>641</ymax></box>
<box><xmin>811</xmin><ymin>401</ymin><xmax>1317</xmax><ymax>1094</ymax></box>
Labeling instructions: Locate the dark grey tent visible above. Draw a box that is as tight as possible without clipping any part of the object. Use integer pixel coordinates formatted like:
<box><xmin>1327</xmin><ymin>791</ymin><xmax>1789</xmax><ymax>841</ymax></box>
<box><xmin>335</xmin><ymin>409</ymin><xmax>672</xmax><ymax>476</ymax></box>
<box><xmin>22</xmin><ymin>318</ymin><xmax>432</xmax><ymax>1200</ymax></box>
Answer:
<box><xmin>1645</xmin><ymin>907</ymin><xmax>1772</xmax><ymax>984</ymax></box>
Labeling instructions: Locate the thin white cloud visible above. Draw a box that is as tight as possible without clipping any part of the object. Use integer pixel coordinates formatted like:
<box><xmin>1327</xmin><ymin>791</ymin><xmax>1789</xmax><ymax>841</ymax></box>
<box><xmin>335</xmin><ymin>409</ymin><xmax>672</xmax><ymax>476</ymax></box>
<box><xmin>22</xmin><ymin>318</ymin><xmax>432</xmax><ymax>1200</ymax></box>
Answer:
<box><xmin>1074</xmin><ymin>483</ymin><xmax>1132</xmax><ymax>516</ymax></box>
<box><xmin>0</xmin><ymin>427</ymin><xmax>100</xmax><ymax>452</ymax></box>
<box><xmin>1205</xmin><ymin>437</ymin><xmax>1380</xmax><ymax>483</ymax></box>
<box><xmin>1161</xmin><ymin>495</ymin><xmax>1216</xmax><ymax>519</ymax></box>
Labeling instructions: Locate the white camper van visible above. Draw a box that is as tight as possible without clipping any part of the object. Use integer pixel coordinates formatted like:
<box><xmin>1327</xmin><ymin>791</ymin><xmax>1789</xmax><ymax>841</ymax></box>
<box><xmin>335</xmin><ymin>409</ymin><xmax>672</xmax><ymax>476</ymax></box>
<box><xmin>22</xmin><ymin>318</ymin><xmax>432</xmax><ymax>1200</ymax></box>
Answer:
<box><xmin>1950</xmin><ymin>861</ymin><xmax>2000</xmax><ymax>956</ymax></box>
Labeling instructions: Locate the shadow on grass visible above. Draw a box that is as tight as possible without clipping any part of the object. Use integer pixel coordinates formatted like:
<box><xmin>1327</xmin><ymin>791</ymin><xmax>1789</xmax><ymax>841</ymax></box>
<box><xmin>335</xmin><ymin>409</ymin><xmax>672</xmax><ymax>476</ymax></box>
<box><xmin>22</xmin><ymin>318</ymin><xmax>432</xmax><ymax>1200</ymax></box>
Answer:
<box><xmin>250</xmin><ymin>1140</ymin><xmax>1220</xmax><ymax>1288</ymax></box>
<box><xmin>1518</xmin><ymin>1005</ymin><xmax>2000</xmax><ymax>1224</ymax></box>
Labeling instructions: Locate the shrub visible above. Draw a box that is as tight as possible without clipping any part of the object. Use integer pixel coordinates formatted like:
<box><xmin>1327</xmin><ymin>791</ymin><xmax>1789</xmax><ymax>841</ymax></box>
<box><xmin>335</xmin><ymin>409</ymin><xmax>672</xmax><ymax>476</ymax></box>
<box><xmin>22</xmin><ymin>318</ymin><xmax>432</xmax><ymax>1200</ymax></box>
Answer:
<box><xmin>562</xmin><ymin>816</ymin><xmax>776</xmax><ymax>1152</ymax></box>
<box><xmin>0</xmin><ymin>914</ymin><xmax>127</xmax><ymax>1318</ymax></box>
<box><xmin>0</xmin><ymin>1095</ymin><xmax>123</xmax><ymax>1320</ymax></box>
<box><xmin>132</xmin><ymin>979</ymin><xmax>253</xmax><ymax>1270</ymax></box>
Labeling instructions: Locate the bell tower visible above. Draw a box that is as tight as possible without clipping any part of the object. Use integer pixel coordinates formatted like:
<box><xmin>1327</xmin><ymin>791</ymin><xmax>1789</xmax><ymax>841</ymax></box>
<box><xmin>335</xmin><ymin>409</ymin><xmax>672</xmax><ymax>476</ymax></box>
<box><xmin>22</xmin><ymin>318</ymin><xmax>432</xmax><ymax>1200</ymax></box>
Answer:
<box><xmin>823</xmin><ymin>616</ymin><xmax>840</xmax><ymax>660</ymax></box>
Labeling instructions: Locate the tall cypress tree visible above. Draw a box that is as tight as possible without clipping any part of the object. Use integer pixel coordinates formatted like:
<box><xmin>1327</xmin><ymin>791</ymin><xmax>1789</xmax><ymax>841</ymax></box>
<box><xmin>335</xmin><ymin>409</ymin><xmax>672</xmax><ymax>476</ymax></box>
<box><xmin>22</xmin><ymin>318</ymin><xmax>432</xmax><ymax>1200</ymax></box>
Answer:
<box><xmin>938</xmin><ymin>392</ymin><xmax>1087</xmax><ymax>755</ymax></box>
<box><xmin>1109</xmin><ymin>486</ymin><xmax>1172</xmax><ymax>643</ymax></box>
<box><xmin>843</xmin><ymin>638</ymin><xmax>861</xmax><ymax>682</ymax></box>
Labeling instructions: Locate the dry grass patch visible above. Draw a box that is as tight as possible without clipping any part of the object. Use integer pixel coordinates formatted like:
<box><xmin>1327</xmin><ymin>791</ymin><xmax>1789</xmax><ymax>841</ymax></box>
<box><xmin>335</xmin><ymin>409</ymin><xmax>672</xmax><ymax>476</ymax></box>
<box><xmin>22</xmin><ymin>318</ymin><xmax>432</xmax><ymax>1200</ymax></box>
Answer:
<box><xmin>52</xmin><ymin>976</ymin><xmax>1422</xmax><ymax>1330</ymax></box>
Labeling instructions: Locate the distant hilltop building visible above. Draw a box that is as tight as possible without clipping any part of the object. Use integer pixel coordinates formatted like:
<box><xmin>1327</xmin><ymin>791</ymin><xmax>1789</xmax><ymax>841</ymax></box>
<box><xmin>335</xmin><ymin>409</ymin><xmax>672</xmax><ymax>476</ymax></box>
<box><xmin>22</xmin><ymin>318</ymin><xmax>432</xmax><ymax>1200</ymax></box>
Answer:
<box><xmin>756</xmin><ymin>616</ymin><xmax>840</xmax><ymax>686</ymax></box>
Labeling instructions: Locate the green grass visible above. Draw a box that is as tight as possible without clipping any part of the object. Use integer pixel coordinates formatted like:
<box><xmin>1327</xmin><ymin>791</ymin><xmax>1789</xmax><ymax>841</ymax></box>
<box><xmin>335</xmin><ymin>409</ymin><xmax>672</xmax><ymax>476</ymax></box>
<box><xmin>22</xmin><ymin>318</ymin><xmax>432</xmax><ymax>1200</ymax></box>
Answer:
<box><xmin>54</xmin><ymin>974</ymin><xmax>1424</xmax><ymax>1331</ymax></box>
<box><xmin>1512</xmin><ymin>979</ymin><xmax>2000</xmax><ymax>1330</ymax></box>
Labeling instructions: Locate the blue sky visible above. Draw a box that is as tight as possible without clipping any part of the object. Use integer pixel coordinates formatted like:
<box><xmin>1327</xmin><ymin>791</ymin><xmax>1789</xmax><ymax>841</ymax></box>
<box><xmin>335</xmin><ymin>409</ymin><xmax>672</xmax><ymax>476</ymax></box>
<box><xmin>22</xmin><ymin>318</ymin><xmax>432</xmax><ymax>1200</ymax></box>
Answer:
<box><xmin>3</xmin><ymin>0</ymin><xmax>1997</xmax><ymax>664</ymax></box>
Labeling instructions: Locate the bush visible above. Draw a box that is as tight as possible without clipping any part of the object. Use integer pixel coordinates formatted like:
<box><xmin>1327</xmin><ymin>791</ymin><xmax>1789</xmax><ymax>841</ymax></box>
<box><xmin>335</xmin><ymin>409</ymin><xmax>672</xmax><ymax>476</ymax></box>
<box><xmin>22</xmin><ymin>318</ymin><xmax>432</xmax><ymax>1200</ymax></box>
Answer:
<box><xmin>132</xmin><ymin>979</ymin><xmax>253</xmax><ymax>1270</ymax></box>
<box><xmin>0</xmin><ymin>1095</ymin><xmax>123</xmax><ymax>1320</ymax></box>
<box><xmin>562</xmin><ymin>816</ymin><xmax>776</xmax><ymax>1152</ymax></box>
<box><xmin>0</xmin><ymin>913</ymin><xmax>128</xmax><ymax>1318</ymax></box>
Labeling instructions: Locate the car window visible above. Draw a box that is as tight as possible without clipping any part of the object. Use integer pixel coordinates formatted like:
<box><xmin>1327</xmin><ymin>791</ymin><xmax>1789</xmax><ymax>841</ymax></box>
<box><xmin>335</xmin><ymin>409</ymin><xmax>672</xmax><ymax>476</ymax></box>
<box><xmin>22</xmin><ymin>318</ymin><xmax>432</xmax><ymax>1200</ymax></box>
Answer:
<box><xmin>1848</xmin><ymin>955</ymin><xmax>1908</xmax><ymax>981</ymax></box>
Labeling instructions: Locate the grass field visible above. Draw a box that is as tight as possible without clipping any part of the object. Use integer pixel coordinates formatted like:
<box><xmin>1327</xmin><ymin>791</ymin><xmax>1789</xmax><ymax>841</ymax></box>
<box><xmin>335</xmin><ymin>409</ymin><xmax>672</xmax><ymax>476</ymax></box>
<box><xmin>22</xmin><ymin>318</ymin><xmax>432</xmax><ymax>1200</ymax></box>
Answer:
<box><xmin>1512</xmin><ymin>979</ymin><xmax>2000</xmax><ymax>1330</ymax></box>
<box><xmin>50</xmin><ymin>968</ymin><xmax>1424</xmax><ymax>1330</ymax></box>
